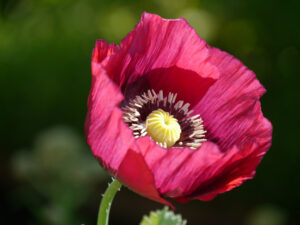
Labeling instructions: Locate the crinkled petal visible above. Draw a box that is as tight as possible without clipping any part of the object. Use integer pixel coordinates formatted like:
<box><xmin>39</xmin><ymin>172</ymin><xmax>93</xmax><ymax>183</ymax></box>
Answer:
<box><xmin>117</xmin><ymin>149</ymin><xmax>173</xmax><ymax>207</ymax></box>
<box><xmin>170</xmin><ymin>47</ymin><xmax>273</xmax><ymax>201</ymax></box>
<box><xmin>92</xmin><ymin>40</ymin><xmax>119</xmax><ymax>64</ymax></box>
<box><xmin>136</xmin><ymin>138</ymin><xmax>225</xmax><ymax>197</ymax></box>
<box><xmin>194</xmin><ymin>47</ymin><xmax>272</xmax><ymax>151</ymax></box>
<box><xmin>102</xmin><ymin>12</ymin><xmax>219</xmax><ymax>106</ymax></box>
<box><xmin>175</xmin><ymin>119</ymin><xmax>271</xmax><ymax>202</ymax></box>
<box><xmin>85</xmin><ymin>63</ymin><xmax>135</xmax><ymax>173</ymax></box>
<box><xmin>136</xmin><ymin>107</ymin><xmax>271</xmax><ymax>201</ymax></box>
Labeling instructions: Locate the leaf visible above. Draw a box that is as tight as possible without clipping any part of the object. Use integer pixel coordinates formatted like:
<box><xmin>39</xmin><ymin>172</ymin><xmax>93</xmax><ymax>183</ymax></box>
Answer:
<box><xmin>140</xmin><ymin>207</ymin><xmax>187</xmax><ymax>225</ymax></box>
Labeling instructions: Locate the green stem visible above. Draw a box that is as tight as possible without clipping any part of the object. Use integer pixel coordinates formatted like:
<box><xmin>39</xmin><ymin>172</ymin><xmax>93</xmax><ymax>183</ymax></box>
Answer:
<box><xmin>97</xmin><ymin>178</ymin><xmax>122</xmax><ymax>225</ymax></box>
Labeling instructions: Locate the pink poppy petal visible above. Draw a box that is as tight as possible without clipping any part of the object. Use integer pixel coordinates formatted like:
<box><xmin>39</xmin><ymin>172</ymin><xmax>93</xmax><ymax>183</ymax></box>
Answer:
<box><xmin>117</xmin><ymin>149</ymin><xmax>173</xmax><ymax>207</ymax></box>
<box><xmin>194</xmin><ymin>47</ymin><xmax>272</xmax><ymax>151</ymax></box>
<box><xmin>102</xmin><ymin>12</ymin><xmax>219</xmax><ymax>106</ymax></box>
<box><xmin>136</xmin><ymin>137</ymin><xmax>226</xmax><ymax>197</ymax></box>
<box><xmin>136</xmin><ymin>110</ymin><xmax>271</xmax><ymax>201</ymax></box>
<box><xmin>176</xmin><ymin>133</ymin><xmax>270</xmax><ymax>201</ymax></box>
<box><xmin>85</xmin><ymin>63</ymin><xmax>135</xmax><ymax>173</ymax></box>
<box><xmin>92</xmin><ymin>40</ymin><xmax>119</xmax><ymax>64</ymax></box>
<box><xmin>173</xmin><ymin>111</ymin><xmax>272</xmax><ymax>202</ymax></box>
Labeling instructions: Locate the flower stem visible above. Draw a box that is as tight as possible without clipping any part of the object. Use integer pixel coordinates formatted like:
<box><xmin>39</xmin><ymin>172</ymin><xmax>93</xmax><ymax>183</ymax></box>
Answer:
<box><xmin>97</xmin><ymin>178</ymin><xmax>122</xmax><ymax>225</ymax></box>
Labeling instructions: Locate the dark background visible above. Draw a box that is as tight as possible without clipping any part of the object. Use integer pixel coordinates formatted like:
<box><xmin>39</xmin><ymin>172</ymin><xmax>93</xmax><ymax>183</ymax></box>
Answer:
<box><xmin>0</xmin><ymin>0</ymin><xmax>299</xmax><ymax>224</ymax></box>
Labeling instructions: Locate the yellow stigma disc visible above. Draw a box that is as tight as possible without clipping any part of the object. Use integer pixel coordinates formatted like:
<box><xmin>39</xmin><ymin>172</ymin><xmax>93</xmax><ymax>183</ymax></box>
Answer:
<box><xmin>145</xmin><ymin>109</ymin><xmax>181</xmax><ymax>148</ymax></box>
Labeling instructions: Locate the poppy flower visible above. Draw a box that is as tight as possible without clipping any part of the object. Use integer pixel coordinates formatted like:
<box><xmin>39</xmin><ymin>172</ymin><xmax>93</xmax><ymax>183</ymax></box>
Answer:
<box><xmin>85</xmin><ymin>12</ymin><xmax>272</xmax><ymax>206</ymax></box>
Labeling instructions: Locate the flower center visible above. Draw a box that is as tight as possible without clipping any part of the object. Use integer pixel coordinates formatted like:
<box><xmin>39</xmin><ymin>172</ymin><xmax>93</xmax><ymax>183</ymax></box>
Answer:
<box><xmin>146</xmin><ymin>109</ymin><xmax>181</xmax><ymax>148</ymax></box>
<box><xmin>122</xmin><ymin>89</ymin><xmax>206</xmax><ymax>149</ymax></box>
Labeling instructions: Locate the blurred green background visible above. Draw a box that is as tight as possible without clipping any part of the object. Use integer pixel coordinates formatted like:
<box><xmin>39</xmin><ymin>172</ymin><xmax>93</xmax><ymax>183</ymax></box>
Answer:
<box><xmin>0</xmin><ymin>0</ymin><xmax>299</xmax><ymax>224</ymax></box>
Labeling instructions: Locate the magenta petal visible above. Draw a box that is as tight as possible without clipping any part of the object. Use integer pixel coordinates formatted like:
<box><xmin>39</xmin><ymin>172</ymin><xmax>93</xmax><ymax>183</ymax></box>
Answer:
<box><xmin>176</xmin><ymin>48</ymin><xmax>273</xmax><ymax>200</ymax></box>
<box><xmin>177</xmin><ymin>137</ymin><xmax>270</xmax><ymax>201</ymax></box>
<box><xmin>174</xmin><ymin>110</ymin><xmax>271</xmax><ymax>201</ymax></box>
<box><xmin>136</xmin><ymin>114</ymin><xmax>271</xmax><ymax>201</ymax></box>
<box><xmin>194</xmin><ymin>47</ymin><xmax>272</xmax><ymax>151</ymax></box>
<box><xmin>136</xmin><ymin>137</ymin><xmax>226</xmax><ymax>197</ymax></box>
<box><xmin>144</xmin><ymin>67</ymin><xmax>216</xmax><ymax>106</ymax></box>
<box><xmin>103</xmin><ymin>12</ymin><xmax>219</xmax><ymax>105</ymax></box>
<box><xmin>92</xmin><ymin>40</ymin><xmax>119</xmax><ymax>64</ymax></box>
<box><xmin>85</xmin><ymin>64</ymin><xmax>135</xmax><ymax>172</ymax></box>
<box><xmin>117</xmin><ymin>149</ymin><xmax>173</xmax><ymax>207</ymax></box>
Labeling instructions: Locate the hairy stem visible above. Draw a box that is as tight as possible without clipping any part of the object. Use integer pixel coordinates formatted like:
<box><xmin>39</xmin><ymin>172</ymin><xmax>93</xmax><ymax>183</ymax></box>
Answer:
<box><xmin>97</xmin><ymin>178</ymin><xmax>122</xmax><ymax>225</ymax></box>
